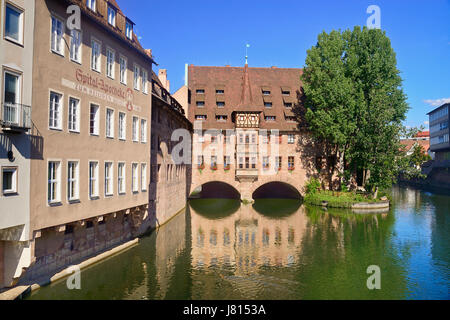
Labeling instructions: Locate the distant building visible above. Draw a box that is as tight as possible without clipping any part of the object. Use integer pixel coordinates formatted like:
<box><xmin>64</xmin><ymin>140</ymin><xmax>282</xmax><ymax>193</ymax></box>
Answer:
<box><xmin>428</xmin><ymin>103</ymin><xmax>450</xmax><ymax>167</ymax></box>
<box><xmin>179</xmin><ymin>62</ymin><xmax>314</xmax><ymax>201</ymax></box>
<box><xmin>400</xmin><ymin>131</ymin><xmax>432</xmax><ymax>159</ymax></box>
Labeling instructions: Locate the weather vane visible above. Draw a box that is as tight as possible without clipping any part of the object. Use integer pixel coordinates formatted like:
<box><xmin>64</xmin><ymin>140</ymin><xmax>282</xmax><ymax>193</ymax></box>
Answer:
<box><xmin>245</xmin><ymin>43</ymin><xmax>250</xmax><ymax>65</ymax></box>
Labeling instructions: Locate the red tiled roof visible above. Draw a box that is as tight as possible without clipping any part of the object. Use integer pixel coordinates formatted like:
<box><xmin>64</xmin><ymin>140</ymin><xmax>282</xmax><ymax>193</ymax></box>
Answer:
<box><xmin>188</xmin><ymin>64</ymin><xmax>303</xmax><ymax>131</ymax></box>
<box><xmin>400</xmin><ymin>139</ymin><xmax>430</xmax><ymax>153</ymax></box>
<box><xmin>415</xmin><ymin>131</ymin><xmax>430</xmax><ymax>138</ymax></box>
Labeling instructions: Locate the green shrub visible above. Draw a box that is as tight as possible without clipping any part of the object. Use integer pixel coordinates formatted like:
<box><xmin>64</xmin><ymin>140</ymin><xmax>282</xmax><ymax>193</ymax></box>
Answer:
<box><xmin>305</xmin><ymin>178</ymin><xmax>321</xmax><ymax>195</ymax></box>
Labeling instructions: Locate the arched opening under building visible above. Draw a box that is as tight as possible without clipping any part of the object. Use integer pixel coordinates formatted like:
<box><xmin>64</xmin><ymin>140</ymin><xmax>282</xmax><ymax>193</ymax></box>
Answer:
<box><xmin>252</xmin><ymin>182</ymin><xmax>302</xmax><ymax>200</ymax></box>
<box><xmin>188</xmin><ymin>182</ymin><xmax>241</xmax><ymax>220</ymax></box>
<box><xmin>190</xmin><ymin>182</ymin><xmax>241</xmax><ymax>200</ymax></box>
<box><xmin>252</xmin><ymin>182</ymin><xmax>302</xmax><ymax>218</ymax></box>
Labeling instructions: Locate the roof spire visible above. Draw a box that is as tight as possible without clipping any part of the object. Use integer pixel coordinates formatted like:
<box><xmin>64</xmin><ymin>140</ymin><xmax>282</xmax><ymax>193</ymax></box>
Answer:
<box><xmin>245</xmin><ymin>43</ymin><xmax>250</xmax><ymax>65</ymax></box>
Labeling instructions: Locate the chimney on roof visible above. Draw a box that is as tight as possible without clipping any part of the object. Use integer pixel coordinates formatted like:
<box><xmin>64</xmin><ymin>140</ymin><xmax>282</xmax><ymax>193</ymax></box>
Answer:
<box><xmin>158</xmin><ymin>69</ymin><xmax>170</xmax><ymax>92</ymax></box>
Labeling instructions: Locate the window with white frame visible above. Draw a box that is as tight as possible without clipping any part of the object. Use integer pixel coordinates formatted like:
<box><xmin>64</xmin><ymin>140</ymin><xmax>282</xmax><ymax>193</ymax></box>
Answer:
<box><xmin>134</xmin><ymin>65</ymin><xmax>140</xmax><ymax>90</ymax></box>
<box><xmin>118</xmin><ymin>162</ymin><xmax>125</xmax><ymax>194</ymax></box>
<box><xmin>3</xmin><ymin>71</ymin><xmax>21</xmax><ymax>125</ymax></box>
<box><xmin>118</xmin><ymin>112</ymin><xmax>126</xmax><ymax>140</ymax></box>
<box><xmin>68</xmin><ymin>97</ymin><xmax>80</xmax><ymax>132</ymax></box>
<box><xmin>140</xmin><ymin>119</ymin><xmax>147</xmax><ymax>143</ymax></box>
<box><xmin>49</xmin><ymin>92</ymin><xmax>62</xmax><ymax>130</ymax></box>
<box><xmin>67</xmin><ymin>161</ymin><xmax>79</xmax><ymax>201</ymax></box>
<box><xmin>142</xmin><ymin>70</ymin><xmax>148</xmax><ymax>94</ymax></box>
<box><xmin>86</xmin><ymin>0</ymin><xmax>96</xmax><ymax>12</ymax></box>
<box><xmin>70</xmin><ymin>30</ymin><xmax>82</xmax><ymax>63</ymax></box>
<box><xmin>2</xmin><ymin>167</ymin><xmax>17</xmax><ymax>195</ymax></box>
<box><xmin>132</xmin><ymin>116</ymin><xmax>139</xmax><ymax>142</ymax></box>
<box><xmin>91</xmin><ymin>39</ymin><xmax>101</xmax><ymax>72</ymax></box>
<box><xmin>89</xmin><ymin>161</ymin><xmax>99</xmax><ymax>198</ymax></box>
<box><xmin>105</xmin><ymin>162</ymin><xmax>113</xmax><ymax>196</ymax></box>
<box><xmin>48</xmin><ymin>161</ymin><xmax>61</xmax><ymax>203</ymax></box>
<box><xmin>119</xmin><ymin>56</ymin><xmax>127</xmax><ymax>84</ymax></box>
<box><xmin>90</xmin><ymin>104</ymin><xmax>100</xmax><ymax>135</ymax></box>
<box><xmin>5</xmin><ymin>4</ymin><xmax>23</xmax><ymax>44</ymax></box>
<box><xmin>125</xmin><ymin>20</ymin><xmax>133</xmax><ymax>39</ymax></box>
<box><xmin>132</xmin><ymin>163</ymin><xmax>139</xmax><ymax>193</ymax></box>
<box><xmin>141</xmin><ymin>164</ymin><xmax>147</xmax><ymax>191</ymax></box>
<box><xmin>51</xmin><ymin>16</ymin><xmax>64</xmax><ymax>55</ymax></box>
<box><xmin>107</xmin><ymin>6</ymin><xmax>116</xmax><ymax>26</ymax></box>
<box><xmin>106</xmin><ymin>108</ymin><xmax>114</xmax><ymax>138</ymax></box>
<box><xmin>106</xmin><ymin>48</ymin><xmax>115</xmax><ymax>79</ymax></box>
<box><xmin>288</xmin><ymin>134</ymin><xmax>295</xmax><ymax>144</ymax></box>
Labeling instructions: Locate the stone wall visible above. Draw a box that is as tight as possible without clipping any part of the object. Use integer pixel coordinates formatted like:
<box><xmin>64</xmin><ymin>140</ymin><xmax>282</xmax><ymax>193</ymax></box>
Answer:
<box><xmin>150</xmin><ymin>94</ymin><xmax>192</xmax><ymax>227</ymax></box>
<box><xmin>21</xmin><ymin>206</ymin><xmax>148</xmax><ymax>284</ymax></box>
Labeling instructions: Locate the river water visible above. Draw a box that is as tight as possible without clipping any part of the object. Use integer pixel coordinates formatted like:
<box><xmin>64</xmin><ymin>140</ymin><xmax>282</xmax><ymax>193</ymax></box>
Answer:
<box><xmin>27</xmin><ymin>186</ymin><xmax>449</xmax><ymax>300</ymax></box>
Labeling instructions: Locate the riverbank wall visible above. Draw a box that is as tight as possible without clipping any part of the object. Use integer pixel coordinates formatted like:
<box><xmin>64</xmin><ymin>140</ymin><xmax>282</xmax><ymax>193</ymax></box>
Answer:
<box><xmin>398</xmin><ymin>167</ymin><xmax>450</xmax><ymax>194</ymax></box>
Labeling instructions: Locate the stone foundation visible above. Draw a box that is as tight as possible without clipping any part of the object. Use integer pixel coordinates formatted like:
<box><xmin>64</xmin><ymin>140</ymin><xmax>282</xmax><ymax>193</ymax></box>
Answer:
<box><xmin>21</xmin><ymin>206</ymin><xmax>149</xmax><ymax>284</ymax></box>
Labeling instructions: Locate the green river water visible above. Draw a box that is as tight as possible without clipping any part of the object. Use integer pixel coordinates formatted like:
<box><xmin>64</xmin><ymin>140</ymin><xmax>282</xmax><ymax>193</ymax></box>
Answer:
<box><xmin>27</xmin><ymin>185</ymin><xmax>449</xmax><ymax>300</ymax></box>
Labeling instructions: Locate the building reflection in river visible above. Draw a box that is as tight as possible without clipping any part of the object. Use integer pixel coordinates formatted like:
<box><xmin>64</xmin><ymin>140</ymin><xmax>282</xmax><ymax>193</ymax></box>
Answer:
<box><xmin>190</xmin><ymin>200</ymin><xmax>307</xmax><ymax>274</ymax></box>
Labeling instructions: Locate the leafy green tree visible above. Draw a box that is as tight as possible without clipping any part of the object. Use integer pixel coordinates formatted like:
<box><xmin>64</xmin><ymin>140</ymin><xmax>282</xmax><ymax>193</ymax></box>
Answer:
<box><xmin>302</xmin><ymin>30</ymin><xmax>357</xmax><ymax>189</ymax></box>
<box><xmin>301</xmin><ymin>26</ymin><xmax>409</xmax><ymax>195</ymax></box>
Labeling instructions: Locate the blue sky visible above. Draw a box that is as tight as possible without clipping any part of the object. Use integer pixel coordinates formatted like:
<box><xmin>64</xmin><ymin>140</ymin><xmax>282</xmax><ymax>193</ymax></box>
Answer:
<box><xmin>118</xmin><ymin>0</ymin><xmax>450</xmax><ymax>128</ymax></box>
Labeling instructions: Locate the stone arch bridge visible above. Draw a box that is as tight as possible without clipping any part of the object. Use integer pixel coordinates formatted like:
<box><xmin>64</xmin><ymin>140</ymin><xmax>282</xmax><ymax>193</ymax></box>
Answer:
<box><xmin>190</xmin><ymin>167</ymin><xmax>307</xmax><ymax>202</ymax></box>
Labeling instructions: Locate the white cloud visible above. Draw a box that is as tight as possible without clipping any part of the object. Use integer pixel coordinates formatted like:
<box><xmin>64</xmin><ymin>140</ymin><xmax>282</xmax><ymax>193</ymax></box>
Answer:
<box><xmin>424</xmin><ymin>98</ymin><xmax>450</xmax><ymax>107</ymax></box>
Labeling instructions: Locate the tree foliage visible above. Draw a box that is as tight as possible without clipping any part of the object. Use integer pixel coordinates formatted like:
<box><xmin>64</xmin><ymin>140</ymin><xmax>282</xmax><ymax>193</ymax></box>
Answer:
<box><xmin>301</xmin><ymin>26</ymin><xmax>409</xmax><ymax>193</ymax></box>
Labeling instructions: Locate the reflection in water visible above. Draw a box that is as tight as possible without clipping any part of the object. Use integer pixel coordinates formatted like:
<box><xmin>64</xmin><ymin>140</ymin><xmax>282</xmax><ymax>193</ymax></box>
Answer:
<box><xmin>28</xmin><ymin>186</ymin><xmax>449</xmax><ymax>300</ymax></box>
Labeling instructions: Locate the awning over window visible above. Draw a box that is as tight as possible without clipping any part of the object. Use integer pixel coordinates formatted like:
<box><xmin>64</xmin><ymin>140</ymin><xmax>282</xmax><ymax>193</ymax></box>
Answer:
<box><xmin>264</xmin><ymin>109</ymin><xmax>277</xmax><ymax>117</ymax></box>
<box><xmin>283</xmin><ymin>96</ymin><xmax>294</xmax><ymax>103</ymax></box>
<box><xmin>263</xmin><ymin>96</ymin><xmax>273</xmax><ymax>103</ymax></box>
<box><xmin>281</xmin><ymin>86</ymin><xmax>291</xmax><ymax>93</ymax></box>
<box><xmin>284</xmin><ymin>109</ymin><xmax>295</xmax><ymax>117</ymax></box>
<box><xmin>261</xmin><ymin>86</ymin><xmax>271</xmax><ymax>92</ymax></box>
<box><xmin>215</xmin><ymin>111</ymin><xmax>228</xmax><ymax>117</ymax></box>
<box><xmin>215</xmin><ymin>85</ymin><xmax>225</xmax><ymax>91</ymax></box>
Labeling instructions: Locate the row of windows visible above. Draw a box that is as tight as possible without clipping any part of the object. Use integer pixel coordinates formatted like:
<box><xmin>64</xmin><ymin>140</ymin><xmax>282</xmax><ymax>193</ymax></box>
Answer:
<box><xmin>48</xmin><ymin>91</ymin><xmax>147</xmax><ymax>142</ymax></box>
<box><xmin>194</xmin><ymin>115</ymin><xmax>295</xmax><ymax>122</ymax></box>
<box><xmin>195</xmin><ymin>88</ymin><xmax>291</xmax><ymax>96</ymax></box>
<box><xmin>196</xmin><ymin>133</ymin><xmax>296</xmax><ymax>144</ymax></box>
<box><xmin>47</xmin><ymin>161</ymin><xmax>147</xmax><ymax>204</ymax></box>
<box><xmin>430</xmin><ymin>121</ymin><xmax>449</xmax><ymax>134</ymax></box>
<box><xmin>197</xmin><ymin>156</ymin><xmax>296</xmax><ymax>169</ymax></box>
<box><xmin>429</xmin><ymin>106</ymin><xmax>449</xmax><ymax>123</ymax></box>
<box><xmin>196</xmin><ymin>101</ymin><xmax>293</xmax><ymax>109</ymax></box>
<box><xmin>86</xmin><ymin>0</ymin><xmax>133</xmax><ymax>40</ymax></box>
<box><xmin>430</xmin><ymin>134</ymin><xmax>449</xmax><ymax>146</ymax></box>
<box><xmin>50</xmin><ymin>16</ymin><xmax>148</xmax><ymax>93</ymax></box>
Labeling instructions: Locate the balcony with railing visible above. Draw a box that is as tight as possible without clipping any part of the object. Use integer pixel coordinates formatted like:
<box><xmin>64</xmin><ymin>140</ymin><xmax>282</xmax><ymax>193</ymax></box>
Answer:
<box><xmin>1</xmin><ymin>102</ymin><xmax>32</xmax><ymax>133</ymax></box>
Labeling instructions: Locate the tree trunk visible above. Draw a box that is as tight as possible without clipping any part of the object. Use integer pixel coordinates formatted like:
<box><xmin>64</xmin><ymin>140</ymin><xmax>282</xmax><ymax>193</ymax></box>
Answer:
<box><xmin>373</xmin><ymin>187</ymin><xmax>379</xmax><ymax>200</ymax></box>
<box><xmin>337</xmin><ymin>149</ymin><xmax>345</xmax><ymax>190</ymax></box>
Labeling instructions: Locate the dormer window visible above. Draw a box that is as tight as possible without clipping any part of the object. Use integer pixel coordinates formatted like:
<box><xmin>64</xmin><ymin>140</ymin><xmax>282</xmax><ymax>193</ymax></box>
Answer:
<box><xmin>108</xmin><ymin>6</ymin><xmax>116</xmax><ymax>26</ymax></box>
<box><xmin>262</xmin><ymin>87</ymin><xmax>271</xmax><ymax>95</ymax></box>
<box><xmin>281</xmin><ymin>87</ymin><xmax>291</xmax><ymax>96</ymax></box>
<box><xmin>86</xmin><ymin>0</ymin><xmax>96</xmax><ymax>12</ymax></box>
<box><xmin>126</xmin><ymin>20</ymin><xmax>133</xmax><ymax>40</ymax></box>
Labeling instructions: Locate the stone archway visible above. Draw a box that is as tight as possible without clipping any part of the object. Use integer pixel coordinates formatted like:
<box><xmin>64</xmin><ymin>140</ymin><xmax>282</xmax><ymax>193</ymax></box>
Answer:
<box><xmin>252</xmin><ymin>181</ymin><xmax>302</xmax><ymax>200</ymax></box>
